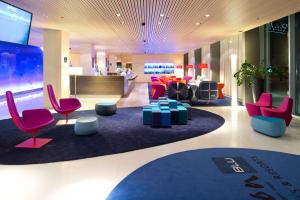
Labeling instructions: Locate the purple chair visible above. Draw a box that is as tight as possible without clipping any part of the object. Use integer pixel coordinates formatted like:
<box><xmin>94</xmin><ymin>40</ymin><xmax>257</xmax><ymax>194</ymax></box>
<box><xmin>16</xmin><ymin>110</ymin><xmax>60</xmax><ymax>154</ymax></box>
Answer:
<box><xmin>47</xmin><ymin>84</ymin><xmax>81</xmax><ymax>124</ymax></box>
<box><xmin>152</xmin><ymin>83</ymin><xmax>166</xmax><ymax>99</ymax></box>
<box><xmin>6</xmin><ymin>91</ymin><xmax>54</xmax><ymax>148</ymax></box>
<box><xmin>246</xmin><ymin>93</ymin><xmax>272</xmax><ymax>117</ymax></box>
<box><xmin>261</xmin><ymin>97</ymin><xmax>293</xmax><ymax>126</ymax></box>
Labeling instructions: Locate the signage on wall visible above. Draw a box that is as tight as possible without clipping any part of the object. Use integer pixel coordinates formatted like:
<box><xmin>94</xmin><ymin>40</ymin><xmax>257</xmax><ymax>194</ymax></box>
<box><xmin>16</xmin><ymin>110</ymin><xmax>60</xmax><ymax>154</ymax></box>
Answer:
<box><xmin>266</xmin><ymin>20</ymin><xmax>288</xmax><ymax>35</ymax></box>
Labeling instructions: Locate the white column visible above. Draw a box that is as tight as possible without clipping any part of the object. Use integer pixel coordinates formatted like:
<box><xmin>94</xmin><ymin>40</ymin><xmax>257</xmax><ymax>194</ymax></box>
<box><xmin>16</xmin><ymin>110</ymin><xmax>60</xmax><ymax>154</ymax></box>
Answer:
<box><xmin>231</xmin><ymin>54</ymin><xmax>238</xmax><ymax>107</ymax></box>
<box><xmin>79</xmin><ymin>44</ymin><xmax>95</xmax><ymax>75</ymax></box>
<box><xmin>43</xmin><ymin>30</ymin><xmax>70</xmax><ymax>107</ymax></box>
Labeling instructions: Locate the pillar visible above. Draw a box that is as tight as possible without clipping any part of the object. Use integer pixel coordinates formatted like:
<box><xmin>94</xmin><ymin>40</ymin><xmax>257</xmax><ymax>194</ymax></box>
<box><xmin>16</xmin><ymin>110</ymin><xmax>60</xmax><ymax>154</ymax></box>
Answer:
<box><xmin>43</xmin><ymin>30</ymin><xmax>70</xmax><ymax>107</ymax></box>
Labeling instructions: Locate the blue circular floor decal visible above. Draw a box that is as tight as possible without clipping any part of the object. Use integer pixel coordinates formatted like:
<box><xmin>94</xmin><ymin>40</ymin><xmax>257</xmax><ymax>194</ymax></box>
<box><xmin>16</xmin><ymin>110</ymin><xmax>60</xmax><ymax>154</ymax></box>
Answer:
<box><xmin>107</xmin><ymin>148</ymin><xmax>300</xmax><ymax>200</ymax></box>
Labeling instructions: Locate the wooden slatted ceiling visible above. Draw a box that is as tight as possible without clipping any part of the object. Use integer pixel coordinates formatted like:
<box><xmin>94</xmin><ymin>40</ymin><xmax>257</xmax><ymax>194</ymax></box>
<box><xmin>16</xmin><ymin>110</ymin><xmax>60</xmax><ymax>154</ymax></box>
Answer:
<box><xmin>5</xmin><ymin>0</ymin><xmax>300</xmax><ymax>53</ymax></box>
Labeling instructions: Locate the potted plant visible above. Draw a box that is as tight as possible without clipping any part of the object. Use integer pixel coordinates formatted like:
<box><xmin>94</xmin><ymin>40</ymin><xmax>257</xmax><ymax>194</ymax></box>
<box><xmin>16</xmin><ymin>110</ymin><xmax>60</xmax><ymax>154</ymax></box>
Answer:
<box><xmin>233</xmin><ymin>60</ymin><xmax>259</xmax><ymax>102</ymax></box>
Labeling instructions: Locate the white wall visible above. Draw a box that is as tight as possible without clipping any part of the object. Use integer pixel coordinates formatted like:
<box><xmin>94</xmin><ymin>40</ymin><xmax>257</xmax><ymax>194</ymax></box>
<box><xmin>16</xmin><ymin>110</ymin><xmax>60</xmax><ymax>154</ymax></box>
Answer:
<box><xmin>79</xmin><ymin>44</ymin><xmax>95</xmax><ymax>75</ymax></box>
<box><xmin>131</xmin><ymin>54</ymin><xmax>184</xmax><ymax>82</ymax></box>
<box><xmin>70</xmin><ymin>53</ymin><xmax>80</xmax><ymax>67</ymax></box>
<box><xmin>201</xmin><ymin>45</ymin><xmax>211</xmax><ymax>80</ymax></box>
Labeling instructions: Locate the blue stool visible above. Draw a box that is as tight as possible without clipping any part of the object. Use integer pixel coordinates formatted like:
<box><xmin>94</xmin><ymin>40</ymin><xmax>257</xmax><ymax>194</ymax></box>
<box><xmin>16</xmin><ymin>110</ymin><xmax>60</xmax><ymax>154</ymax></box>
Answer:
<box><xmin>251</xmin><ymin>116</ymin><xmax>286</xmax><ymax>137</ymax></box>
<box><xmin>161</xmin><ymin>110</ymin><xmax>171</xmax><ymax>127</ymax></box>
<box><xmin>177</xmin><ymin>106</ymin><xmax>188</xmax><ymax>125</ymax></box>
<box><xmin>152</xmin><ymin>110</ymin><xmax>162</xmax><ymax>128</ymax></box>
<box><xmin>169</xmin><ymin>100</ymin><xmax>177</xmax><ymax>109</ymax></box>
<box><xmin>143</xmin><ymin>108</ymin><xmax>152</xmax><ymax>125</ymax></box>
<box><xmin>182</xmin><ymin>103</ymin><xmax>192</xmax><ymax>120</ymax></box>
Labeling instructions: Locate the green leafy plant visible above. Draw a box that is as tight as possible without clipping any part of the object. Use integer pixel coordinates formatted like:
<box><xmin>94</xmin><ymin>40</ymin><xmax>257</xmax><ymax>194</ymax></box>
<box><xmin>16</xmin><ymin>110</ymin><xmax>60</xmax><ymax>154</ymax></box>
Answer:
<box><xmin>233</xmin><ymin>60</ymin><xmax>258</xmax><ymax>87</ymax></box>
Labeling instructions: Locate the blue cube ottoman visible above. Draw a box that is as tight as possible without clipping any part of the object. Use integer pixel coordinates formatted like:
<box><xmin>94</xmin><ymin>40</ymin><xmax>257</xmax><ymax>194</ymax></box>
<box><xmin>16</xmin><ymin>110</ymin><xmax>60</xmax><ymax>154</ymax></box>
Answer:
<box><xmin>152</xmin><ymin>110</ymin><xmax>162</xmax><ymax>128</ymax></box>
<box><xmin>251</xmin><ymin>116</ymin><xmax>286</xmax><ymax>137</ymax></box>
<box><xmin>177</xmin><ymin>106</ymin><xmax>188</xmax><ymax>125</ymax></box>
<box><xmin>143</xmin><ymin>108</ymin><xmax>152</xmax><ymax>125</ymax></box>
<box><xmin>170</xmin><ymin>109</ymin><xmax>179</xmax><ymax>125</ymax></box>
<box><xmin>182</xmin><ymin>103</ymin><xmax>192</xmax><ymax>120</ymax></box>
<box><xmin>168</xmin><ymin>100</ymin><xmax>177</xmax><ymax>109</ymax></box>
<box><xmin>161</xmin><ymin>110</ymin><xmax>171</xmax><ymax>127</ymax></box>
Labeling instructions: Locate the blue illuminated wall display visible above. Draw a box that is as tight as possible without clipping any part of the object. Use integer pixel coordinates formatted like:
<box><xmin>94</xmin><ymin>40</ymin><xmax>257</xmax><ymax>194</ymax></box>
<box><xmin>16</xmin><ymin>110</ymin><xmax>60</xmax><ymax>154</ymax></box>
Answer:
<box><xmin>0</xmin><ymin>41</ymin><xmax>43</xmax><ymax>97</ymax></box>
<box><xmin>144</xmin><ymin>63</ymin><xmax>174</xmax><ymax>74</ymax></box>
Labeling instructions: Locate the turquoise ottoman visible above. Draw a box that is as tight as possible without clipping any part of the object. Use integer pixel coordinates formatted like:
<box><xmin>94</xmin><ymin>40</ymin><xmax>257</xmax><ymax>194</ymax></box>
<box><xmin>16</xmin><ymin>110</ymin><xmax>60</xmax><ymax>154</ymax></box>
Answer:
<box><xmin>168</xmin><ymin>100</ymin><xmax>177</xmax><ymax>109</ymax></box>
<box><xmin>251</xmin><ymin>116</ymin><xmax>286</xmax><ymax>137</ymax></box>
<box><xmin>75</xmin><ymin>117</ymin><xmax>99</xmax><ymax>135</ymax></box>
<box><xmin>143</xmin><ymin>108</ymin><xmax>152</xmax><ymax>125</ymax></box>
<box><xmin>95</xmin><ymin>103</ymin><xmax>117</xmax><ymax>116</ymax></box>
<box><xmin>177</xmin><ymin>106</ymin><xmax>188</xmax><ymax>125</ymax></box>
<box><xmin>161</xmin><ymin>110</ymin><xmax>171</xmax><ymax>127</ymax></box>
<box><xmin>182</xmin><ymin>103</ymin><xmax>192</xmax><ymax>120</ymax></box>
<box><xmin>152</xmin><ymin>110</ymin><xmax>162</xmax><ymax>128</ymax></box>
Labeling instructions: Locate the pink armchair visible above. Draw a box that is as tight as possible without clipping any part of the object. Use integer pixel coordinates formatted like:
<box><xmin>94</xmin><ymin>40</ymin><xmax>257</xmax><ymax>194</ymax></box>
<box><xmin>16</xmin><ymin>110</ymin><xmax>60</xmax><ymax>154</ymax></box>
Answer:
<box><xmin>47</xmin><ymin>84</ymin><xmax>81</xmax><ymax>124</ymax></box>
<box><xmin>151</xmin><ymin>83</ymin><xmax>166</xmax><ymax>99</ymax></box>
<box><xmin>183</xmin><ymin>76</ymin><xmax>192</xmax><ymax>84</ymax></box>
<box><xmin>261</xmin><ymin>97</ymin><xmax>293</xmax><ymax>126</ymax></box>
<box><xmin>6</xmin><ymin>91</ymin><xmax>54</xmax><ymax>148</ymax></box>
<box><xmin>246</xmin><ymin>93</ymin><xmax>272</xmax><ymax>117</ymax></box>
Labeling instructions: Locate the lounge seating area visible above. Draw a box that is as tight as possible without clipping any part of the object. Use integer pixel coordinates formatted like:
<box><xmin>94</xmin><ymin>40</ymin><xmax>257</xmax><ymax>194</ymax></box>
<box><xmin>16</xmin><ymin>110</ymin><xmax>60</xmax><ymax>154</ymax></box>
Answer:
<box><xmin>0</xmin><ymin>1</ymin><xmax>300</xmax><ymax>200</ymax></box>
<box><xmin>149</xmin><ymin>75</ymin><xmax>224</xmax><ymax>104</ymax></box>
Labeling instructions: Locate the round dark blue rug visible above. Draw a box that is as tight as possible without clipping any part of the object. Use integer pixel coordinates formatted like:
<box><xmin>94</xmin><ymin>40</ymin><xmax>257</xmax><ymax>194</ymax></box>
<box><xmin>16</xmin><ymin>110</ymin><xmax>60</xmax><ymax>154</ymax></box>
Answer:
<box><xmin>0</xmin><ymin>107</ymin><xmax>224</xmax><ymax>165</ymax></box>
<box><xmin>107</xmin><ymin>148</ymin><xmax>300</xmax><ymax>200</ymax></box>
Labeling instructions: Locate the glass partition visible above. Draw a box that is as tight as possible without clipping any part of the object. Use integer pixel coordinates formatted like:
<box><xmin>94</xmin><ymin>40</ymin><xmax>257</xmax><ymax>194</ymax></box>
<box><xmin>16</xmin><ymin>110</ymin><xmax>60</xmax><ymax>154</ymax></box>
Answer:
<box><xmin>265</xmin><ymin>17</ymin><xmax>289</xmax><ymax>107</ymax></box>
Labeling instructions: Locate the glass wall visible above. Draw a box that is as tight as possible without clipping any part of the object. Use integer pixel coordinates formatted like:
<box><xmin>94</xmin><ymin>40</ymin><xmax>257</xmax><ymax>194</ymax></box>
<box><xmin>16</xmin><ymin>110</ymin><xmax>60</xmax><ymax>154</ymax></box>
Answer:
<box><xmin>265</xmin><ymin>17</ymin><xmax>289</xmax><ymax>107</ymax></box>
<box><xmin>296</xmin><ymin>13</ymin><xmax>300</xmax><ymax>115</ymax></box>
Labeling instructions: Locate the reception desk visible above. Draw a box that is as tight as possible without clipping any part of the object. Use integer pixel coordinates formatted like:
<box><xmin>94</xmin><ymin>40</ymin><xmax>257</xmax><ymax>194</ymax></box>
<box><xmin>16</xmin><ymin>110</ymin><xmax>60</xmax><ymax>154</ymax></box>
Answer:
<box><xmin>70</xmin><ymin>75</ymin><xmax>134</xmax><ymax>97</ymax></box>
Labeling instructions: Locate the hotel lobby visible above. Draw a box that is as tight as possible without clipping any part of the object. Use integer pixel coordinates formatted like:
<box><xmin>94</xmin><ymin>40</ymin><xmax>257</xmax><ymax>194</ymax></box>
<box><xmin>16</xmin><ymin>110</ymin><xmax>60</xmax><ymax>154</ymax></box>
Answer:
<box><xmin>1</xmin><ymin>0</ymin><xmax>300</xmax><ymax>199</ymax></box>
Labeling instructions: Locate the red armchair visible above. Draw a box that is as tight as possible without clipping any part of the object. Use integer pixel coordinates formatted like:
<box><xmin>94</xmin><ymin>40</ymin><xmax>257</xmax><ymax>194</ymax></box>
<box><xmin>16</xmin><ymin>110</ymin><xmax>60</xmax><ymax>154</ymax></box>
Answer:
<box><xmin>261</xmin><ymin>97</ymin><xmax>293</xmax><ymax>126</ymax></box>
<box><xmin>151</xmin><ymin>83</ymin><xmax>166</xmax><ymax>99</ymax></box>
<box><xmin>47</xmin><ymin>84</ymin><xmax>81</xmax><ymax>124</ymax></box>
<box><xmin>6</xmin><ymin>91</ymin><xmax>54</xmax><ymax>148</ymax></box>
<box><xmin>246</xmin><ymin>93</ymin><xmax>272</xmax><ymax>117</ymax></box>
<box><xmin>183</xmin><ymin>76</ymin><xmax>192</xmax><ymax>84</ymax></box>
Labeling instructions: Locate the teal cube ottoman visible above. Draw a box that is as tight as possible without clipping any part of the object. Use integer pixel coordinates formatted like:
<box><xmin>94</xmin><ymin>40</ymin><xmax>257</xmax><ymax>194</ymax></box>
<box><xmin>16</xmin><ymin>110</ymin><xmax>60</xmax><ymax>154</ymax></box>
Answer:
<box><xmin>143</xmin><ymin>108</ymin><xmax>152</xmax><ymax>125</ymax></box>
<box><xmin>182</xmin><ymin>103</ymin><xmax>192</xmax><ymax>120</ymax></box>
<box><xmin>251</xmin><ymin>116</ymin><xmax>286</xmax><ymax>137</ymax></box>
<box><xmin>170</xmin><ymin>109</ymin><xmax>179</xmax><ymax>125</ymax></box>
<box><xmin>177</xmin><ymin>106</ymin><xmax>188</xmax><ymax>125</ymax></box>
<box><xmin>168</xmin><ymin>100</ymin><xmax>177</xmax><ymax>109</ymax></box>
<box><xmin>152</xmin><ymin>110</ymin><xmax>162</xmax><ymax>128</ymax></box>
<box><xmin>161</xmin><ymin>110</ymin><xmax>171</xmax><ymax>127</ymax></box>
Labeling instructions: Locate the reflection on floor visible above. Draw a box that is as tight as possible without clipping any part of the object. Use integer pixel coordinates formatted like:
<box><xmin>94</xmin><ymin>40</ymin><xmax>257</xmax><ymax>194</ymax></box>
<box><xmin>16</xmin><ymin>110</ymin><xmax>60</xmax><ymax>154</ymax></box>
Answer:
<box><xmin>0</xmin><ymin>83</ymin><xmax>299</xmax><ymax>200</ymax></box>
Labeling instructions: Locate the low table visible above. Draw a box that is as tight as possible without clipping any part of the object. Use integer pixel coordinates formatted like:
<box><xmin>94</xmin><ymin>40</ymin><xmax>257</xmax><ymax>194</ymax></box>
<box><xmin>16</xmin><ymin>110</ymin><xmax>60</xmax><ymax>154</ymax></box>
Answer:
<box><xmin>95</xmin><ymin>103</ymin><xmax>117</xmax><ymax>116</ymax></box>
<box><xmin>251</xmin><ymin>116</ymin><xmax>286</xmax><ymax>137</ymax></box>
<box><xmin>75</xmin><ymin>117</ymin><xmax>99</xmax><ymax>135</ymax></box>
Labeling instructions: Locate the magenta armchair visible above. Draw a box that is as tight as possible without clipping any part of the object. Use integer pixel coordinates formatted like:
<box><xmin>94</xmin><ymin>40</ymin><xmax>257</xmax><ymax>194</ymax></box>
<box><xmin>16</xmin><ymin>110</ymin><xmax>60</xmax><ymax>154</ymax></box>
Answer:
<box><xmin>246</xmin><ymin>93</ymin><xmax>272</xmax><ymax>117</ymax></box>
<box><xmin>152</xmin><ymin>83</ymin><xmax>166</xmax><ymax>99</ymax></box>
<box><xmin>183</xmin><ymin>76</ymin><xmax>192</xmax><ymax>84</ymax></box>
<box><xmin>47</xmin><ymin>84</ymin><xmax>81</xmax><ymax>124</ymax></box>
<box><xmin>6</xmin><ymin>91</ymin><xmax>54</xmax><ymax>148</ymax></box>
<box><xmin>261</xmin><ymin>97</ymin><xmax>293</xmax><ymax>126</ymax></box>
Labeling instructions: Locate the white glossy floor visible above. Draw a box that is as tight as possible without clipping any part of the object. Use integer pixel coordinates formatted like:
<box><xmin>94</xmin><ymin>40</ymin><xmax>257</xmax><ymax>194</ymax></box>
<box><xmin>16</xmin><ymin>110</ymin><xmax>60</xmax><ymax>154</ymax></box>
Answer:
<box><xmin>0</xmin><ymin>83</ymin><xmax>300</xmax><ymax>200</ymax></box>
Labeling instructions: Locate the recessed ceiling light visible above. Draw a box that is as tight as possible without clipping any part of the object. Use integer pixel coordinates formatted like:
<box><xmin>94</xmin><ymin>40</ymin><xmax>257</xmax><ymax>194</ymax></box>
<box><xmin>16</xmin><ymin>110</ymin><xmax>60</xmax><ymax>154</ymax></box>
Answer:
<box><xmin>195</xmin><ymin>22</ymin><xmax>200</xmax><ymax>26</ymax></box>
<box><xmin>158</xmin><ymin>21</ymin><xmax>162</xmax><ymax>25</ymax></box>
<box><xmin>121</xmin><ymin>21</ymin><xmax>125</xmax><ymax>25</ymax></box>
<box><xmin>204</xmin><ymin>14</ymin><xmax>210</xmax><ymax>18</ymax></box>
<box><xmin>160</xmin><ymin>13</ymin><xmax>164</xmax><ymax>17</ymax></box>
<box><xmin>116</xmin><ymin>13</ymin><xmax>121</xmax><ymax>17</ymax></box>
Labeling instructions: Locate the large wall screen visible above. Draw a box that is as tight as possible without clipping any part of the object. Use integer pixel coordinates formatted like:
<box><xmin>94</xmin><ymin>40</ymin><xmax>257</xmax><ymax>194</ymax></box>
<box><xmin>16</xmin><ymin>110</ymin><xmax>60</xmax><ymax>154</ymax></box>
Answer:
<box><xmin>0</xmin><ymin>0</ymin><xmax>32</xmax><ymax>45</ymax></box>
<box><xmin>144</xmin><ymin>63</ymin><xmax>174</xmax><ymax>74</ymax></box>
